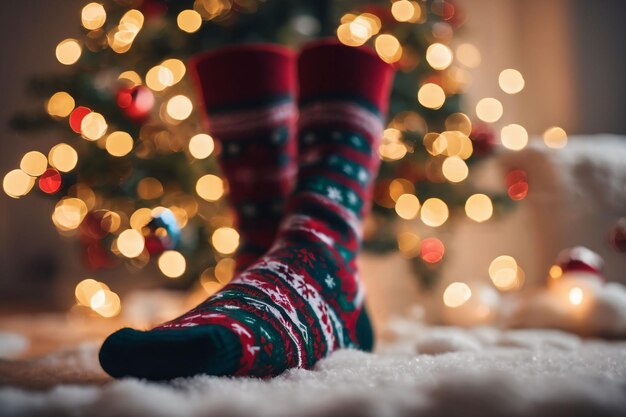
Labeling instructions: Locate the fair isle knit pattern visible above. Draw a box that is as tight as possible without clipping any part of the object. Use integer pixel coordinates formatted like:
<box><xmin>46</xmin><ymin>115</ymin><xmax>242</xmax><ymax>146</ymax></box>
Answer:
<box><xmin>98</xmin><ymin>42</ymin><xmax>394</xmax><ymax>380</ymax></box>
<box><xmin>155</xmin><ymin>97</ymin><xmax>385</xmax><ymax>376</ymax></box>
<box><xmin>207</xmin><ymin>97</ymin><xmax>298</xmax><ymax>272</ymax></box>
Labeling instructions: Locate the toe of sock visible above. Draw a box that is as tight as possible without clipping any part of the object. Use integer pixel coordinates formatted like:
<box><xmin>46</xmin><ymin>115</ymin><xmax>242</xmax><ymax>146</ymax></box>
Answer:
<box><xmin>99</xmin><ymin>325</ymin><xmax>242</xmax><ymax>380</ymax></box>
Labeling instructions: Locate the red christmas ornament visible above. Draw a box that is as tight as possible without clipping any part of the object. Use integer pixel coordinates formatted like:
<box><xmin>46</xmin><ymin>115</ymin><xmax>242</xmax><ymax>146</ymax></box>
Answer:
<box><xmin>39</xmin><ymin>168</ymin><xmax>62</xmax><ymax>194</ymax></box>
<box><xmin>116</xmin><ymin>85</ymin><xmax>155</xmax><ymax>123</ymax></box>
<box><xmin>470</xmin><ymin>123</ymin><xmax>496</xmax><ymax>157</ymax></box>
<box><xmin>69</xmin><ymin>106</ymin><xmax>92</xmax><ymax>133</ymax></box>
<box><xmin>556</xmin><ymin>246</ymin><xmax>604</xmax><ymax>279</ymax></box>
<box><xmin>609</xmin><ymin>218</ymin><xmax>626</xmax><ymax>253</ymax></box>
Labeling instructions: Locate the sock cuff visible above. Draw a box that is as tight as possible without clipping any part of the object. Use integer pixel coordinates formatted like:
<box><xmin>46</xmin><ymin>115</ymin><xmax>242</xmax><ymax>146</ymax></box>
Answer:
<box><xmin>297</xmin><ymin>39</ymin><xmax>395</xmax><ymax>115</ymax></box>
<box><xmin>190</xmin><ymin>43</ymin><xmax>297</xmax><ymax>112</ymax></box>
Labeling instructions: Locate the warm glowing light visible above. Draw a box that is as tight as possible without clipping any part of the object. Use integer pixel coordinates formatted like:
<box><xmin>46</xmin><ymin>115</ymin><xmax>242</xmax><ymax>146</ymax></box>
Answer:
<box><xmin>212</xmin><ymin>227</ymin><xmax>239</xmax><ymax>255</ymax></box>
<box><xmin>445</xmin><ymin>113</ymin><xmax>472</xmax><ymax>136</ymax></box>
<box><xmin>146</xmin><ymin>66</ymin><xmax>174</xmax><ymax>91</ymax></box>
<box><xmin>215</xmin><ymin>258</ymin><xmax>236</xmax><ymax>282</ymax></box>
<box><xmin>543</xmin><ymin>127</ymin><xmax>568</xmax><ymax>149</ymax></box>
<box><xmin>420</xmin><ymin>198</ymin><xmax>449</xmax><ymax>227</ymax></box>
<box><xmin>69</xmin><ymin>106</ymin><xmax>92</xmax><ymax>133</ymax></box>
<box><xmin>48</xmin><ymin>143</ymin><xmax>78</xmax><ymax>172</ymax></box>
<box><xmin>475</xmin><ymin>98</ymin><xmax>503</xmax><ymax>123</ymax></box>
<box><xmin>47</xmin><ymin>92</ymin><xmax>75</xmax><ymax>118</ymax></box>
<box><xmin>489</xmin><ymin>255</ymin><xmax>521</xmax><ymax>291</ymax></box>
<box><xmin>423</xmin><ymin>133</ymin><xmax>448</xmax><ymax>156</ymax></box>
<box><xmin>81</xmin><ymin>3</ymin><xmax>107</xmax><ymax>30</ymax></box>
<box><xmin>161</xmin><ymin>59</ymin><xmax>186</xmax><ymax>85</ymax></box>
<box><xmin>75</xmin><ymin>279</ymin><xmax>108</xmax><ymax>307</ymax></box>
<box><xmin>177</xmin><ymin>9</ymin><xmax>203</xmax><ymax>33</ymax></box>
<box><xmin>391</xmin><ymin>0</ymin><xmax>421</xmax><ymax>22</ymax></box>
<box><xmin>375</xmin><ymin>34</ymin><xmax>402</xmax><ymax>63</ymax></box>
<box><xmin>418</xmin><ymin>83</ymin><xmax>446</xmax><ymax>109</ymax></box>
<box><xmin>53</xmin><ymin>198</ymin><xmax>88</xmax><ymax>230</ymax></box>
<box><xmin>337</xmin><ymin>13</ymin><xmax>380</xmax><ymax>46</ymax></box>
<box><xmin>81</xmin><ymin>112</ymin><xmax>108</xmax><ymax>141</ymax></box>
<box><xmin>105</xmin><ymin>131</ymin><xmax>133</xmax><ymax>157</ymax></box>
<box><xmin>465</xmin><ymin>194</ymin><xmax>493</xmax><ymax>223</ymax></box>
<box><xmin>378</xmin><ymin>128</ymin><xmax>407</xmax><ymax>161</ymax></box>
<box><xmin>136</xmin><ymin>178</ymin><xmax>163</xmax><ymax>201</ymax></box>
<box><xmin>421</xmin><ymin>237</ymin><xmax>445</xmax><ymax>263</ymax></box>
<box><xmin>397</xmin><ymin>231</ymin><xmax>421</xmax><ymax>258</ymax></box>
<box><xmin>20</xmin><ymin>151</ymin><xmax>48</xmax><ymax>177</ymax></box>
<box><xmin>117</xmin><ymin>229</ymin><xmax>145</xmax><ymax>258</ymax></box>
<box><xmin>90</xmin><ymin>289</ymin><xmax>121</xmax><ymax>318</ymax></box>
<box><xmin>569</xmin><ymin>287</ymin><xmax>583</xmax><ymax>305</ymax></box>
<box><xmin>189</xmin><ymin>134</ymin><xmax>215</xmax><ymax>159</ymax></box>
<box><xmin>130</xmin><ymin>207</ymin><xmax>153</xmax><ymax>230</ymax></box>
<box><xmin>118</xmin><ymin>70</ymin><xmax>142</xmax><ymax>86</ymax></box>
<box><xmin>56</xmin><ymin>39</ymin><xmax>82</xmax><ymax>65</ymax></box>
<box><xmin>196</xmin><ymin>174</ymin><xmax>224</xmax><ymax>202</ymax></box>
<box><xmin>3</xmin><ymin>169</ymin><xmax>35</xmax><ymax>198</ymax></box>
<box><xmin>39</xmin><ymin>169</ymin><xmax>62</xmax><ymax>194</ymax></box>
<box><xmin>389</xmin><ymin>178</ymin><xmax>415</xmax><ymax>202</ymax></box>
<box><xmin>443</xmin><ymin>282</ymin><xmax>472</xmax><ymax>307</ymax></box>
<box><xmin>442</xmin><ymin>156</ymin><xmax>468</xmax><ymax>183</ymax></box>
<box><xmin>166</xmin><ymin>95</ymin><xmax>193</xmax><ymax>120</ymax></box>
<box><xmin>549</xmin><ymin>265</ymin><xmax>563</xmax><ymax>280</ymax></box>
<box><xmin>395</xmin><ymin>193</ymin><xmax>420</xmax><ymax>220</ymax></box>
<box><xmin>456</xmin><ymin>43</ymin><xmax>481</xmax><ymax>68</ymax></box>
<box><xmin>500</xmin><ymin>124</ymin><xmax>528</xmax><ymax>151</ymax></box>
<box><xmin>158</xmin><ymin>250</ymin><xmax>186</xmax><ymax>278</ymax></box>
<box><xmin>499</xmin><ymin>69</ymin><xmax>525</xmax><ymax>94</ymax></box>
<box><xmin>426</xmin><ymin>43</ymin><xmax>453</xmax><ymax>70</ymax></box>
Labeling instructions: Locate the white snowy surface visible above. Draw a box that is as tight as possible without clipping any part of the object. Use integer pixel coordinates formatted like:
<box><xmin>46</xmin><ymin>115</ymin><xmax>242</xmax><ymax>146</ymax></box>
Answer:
<box><xmin>1</xmin><ymin>325</ymin><xmax>626</xmax><ymax>417</ymax></box>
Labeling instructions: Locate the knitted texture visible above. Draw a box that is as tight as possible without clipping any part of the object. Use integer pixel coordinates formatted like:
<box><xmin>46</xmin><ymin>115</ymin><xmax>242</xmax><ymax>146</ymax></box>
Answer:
<box><xmin>191</xmin><ymin>44</ymin><xmax>298</xmax><ymax>271</ymax></box>
<box><xmin>99</xmin><ymin>41</ymin><xmax>394</xmax><ymax>380</ymax></box>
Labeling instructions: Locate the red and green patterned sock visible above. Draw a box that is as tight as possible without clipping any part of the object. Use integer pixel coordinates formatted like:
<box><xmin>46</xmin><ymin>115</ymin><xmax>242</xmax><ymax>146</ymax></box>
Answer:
<box><xmin>191</xmin><ymin>44</ymin><xmax>297</xmax><ymax>272</ymax></box>
<box><xmin>99</xmin><ymin>41</ymin><xmax>394</xmax><ymax>380</ymax></box>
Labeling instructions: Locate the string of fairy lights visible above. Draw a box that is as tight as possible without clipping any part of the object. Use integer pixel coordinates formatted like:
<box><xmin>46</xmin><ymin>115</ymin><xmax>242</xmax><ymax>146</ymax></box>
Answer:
<box><xmin>2</xmin><ymin>0</ymin><xmax>570</xmax><ymax>321</ymax></box>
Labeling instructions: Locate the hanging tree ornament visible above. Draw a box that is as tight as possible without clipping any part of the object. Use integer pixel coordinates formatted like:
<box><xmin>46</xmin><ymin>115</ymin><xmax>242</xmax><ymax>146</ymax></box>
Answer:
<box><xmin>116</xmin><ymin>85</ymin><xmax>155</xmax><ymax>123</ymax></box>
<box><xmin>143</xmin><ymin>208</ymin><xmax>181</xmax><ymax>255</ymax></box>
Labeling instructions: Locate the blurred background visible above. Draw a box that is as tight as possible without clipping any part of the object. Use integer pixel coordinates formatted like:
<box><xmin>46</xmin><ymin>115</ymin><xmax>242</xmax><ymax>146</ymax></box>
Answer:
<box><xmin>0</xmin><ymin>0</ymin><xmax>624</xmax><ymax>322</ymax></box>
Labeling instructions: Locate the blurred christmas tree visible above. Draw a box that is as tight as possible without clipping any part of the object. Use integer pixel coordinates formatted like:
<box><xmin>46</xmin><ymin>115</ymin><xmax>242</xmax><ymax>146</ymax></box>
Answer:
<box><xmin>4</xmin><ymin>0</ymin><xmax>511</xmax><ymax>315</ymax></box>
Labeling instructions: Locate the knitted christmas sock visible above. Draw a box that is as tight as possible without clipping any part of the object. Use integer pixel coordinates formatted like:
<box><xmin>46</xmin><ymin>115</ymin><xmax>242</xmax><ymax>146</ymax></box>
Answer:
<box><xmin>191</xmin><ymin>44</ymin><xmax>297</xmax><ymax>272</ymax></box>
<box><xmin>99</xmin><ymin>41</ymin><xmax>394</xmax><ymax>380</ymax></box>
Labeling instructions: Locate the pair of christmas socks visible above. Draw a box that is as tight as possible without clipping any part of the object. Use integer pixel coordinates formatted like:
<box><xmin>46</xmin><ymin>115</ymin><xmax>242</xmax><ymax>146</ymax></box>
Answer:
<box><xmin>99</xmin><ymin>40</ymin><xmax>394</xmax><ymax>379</ymax></box>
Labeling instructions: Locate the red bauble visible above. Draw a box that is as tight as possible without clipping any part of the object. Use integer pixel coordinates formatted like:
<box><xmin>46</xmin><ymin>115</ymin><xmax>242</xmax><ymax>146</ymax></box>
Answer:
<box><xmin>556</xmin><ymin>246</ymin><xmax>604</xmax><ymax>278</ymax></box>
<box><xmin>609</xmin><ymin>218</ymin><xmax>626</xmax><ymax>253</ymax></box>
<box><xmin>470</xmin><ymin>123</ymin><xmax>495</xmax><ymax>157</ymax></box>
<box><xmin>116</xmin><ymin>85</ymin><xmax>155</xmax><ymax>123</ymax></box>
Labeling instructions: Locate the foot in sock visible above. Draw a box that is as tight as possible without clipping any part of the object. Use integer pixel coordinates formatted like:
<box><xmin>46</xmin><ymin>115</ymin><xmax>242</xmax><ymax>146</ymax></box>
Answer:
<box><xmin>99</xmin><ymin>41</ymin><xmax>394</xmax><ymax>380</ymax></box>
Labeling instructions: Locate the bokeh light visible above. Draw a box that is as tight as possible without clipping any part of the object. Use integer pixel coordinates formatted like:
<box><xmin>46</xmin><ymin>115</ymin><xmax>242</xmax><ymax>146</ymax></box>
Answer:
<box><xmin>3</xmin><ymin>169</ymin><xmax>35</xmax><ymax>198</ymax></box>
<box><xmin>212</xmin><ymin>227</ymin><xmax>239</xmax><ymax>255</ymax></box>
<box><xmin>418</xmin><ymin>83</ymin><xmax>446</xmax><ymax>109</ymax></box>
<box><xmin>375</xmin><ymin>34</ymin><xmax>402</xmax><ymax>63</ymax></box>
<box><xmin>391</xmin><ymin>0</ymin><xmax>421</xmax><ymax>22</ymax></box>
<box><xmin>20</xmin><ymin>151</ymin><xmax>48</xmax><ymax>177</ymax></box>
<box><xmin>215</xmin><ymin>258</ymin><xmax>236</xmax><ymax>283</ymax></box>
<box><xmin>105</xmin><ymin>131</ymin><xmax>134</xmax><ymax>157</ymax></box>
<box><xmin>395</xmin><ymin>193</ymin><xmax>420</xmax><ymax>220</ymax></box>
<box><xmin>145</xmin><ymin>65</ymin><xmax>174</xmax><ymax>91</ymax></box>
<box><xmin>456</xmin><ymin>43</ymin><xmax>481</xmax><ymax>68</ymax></box>
<box><xmin>443</xmin><ymin>282</ymin><xmax>472</xmax><ymax>308</ymax></box>
<box><xmin>441</xmin><ymin>156</ymin><xmax>468</xmax><ymax>183</ymax></box>
<box><xmin>465</xmin><ymin>194</ymin><xmax>493</xmax><ymax>223</ymax></box>
<box><xmin>69</xmin><ymin>106</ymin><xmax>92</xmax><ymax>133</ymax></box>
<box><xmin>379</xmin><ymin>128</ymin><xmax>407</xmax><ymax>161</ymax></box>
<box><xmin>81</xmin><ymin>112</ymin><xmax>108</xmax><ymax>141</ymax></box>
<box><xmin>52</xmin><ymin>198</ymin><xmax>88</xmax><ymax>231</ymax></box>
<box><xmin>421</xmin><ymin>237</ymin><xmax>445</xmax><ymax>263</ymax></box>
<box><xmin>489</xmin><ymin>255</ymin><xmax>524</xmax><ymax>291</ymax></box>
<box><xmin>158</xmin><ymin>251</ymin><xmax>186</xmax><ymax>278</ymax></box>
<box><xmin>500</xmin><ymin>124</ymin><xmax>528</xmax><ymax>151</ymax></box>
<box><xmin>47</xmin><ymin>92</ymin><xmax>75</xmax><ymax>118</ymax></box>
<box><xmin>426</xmin><ymin>43</ymin><xmax>453</xmax><ymax>70</ymax></box>
<box><xmin>397</xmin><ymin>231</ymin><xmax>421</xmax><ymax>258</ymax></box>
<box><xmin>177</xmin><ymin>9</ymin><xmax>203</xmax><ymax>33</ymax></box>
<box><xmin>420</xmin><ymin>198</ymin><xmax>449</xmax><ymax>227</ymax></box>
<box><xmin>49</xmin><ymin>143</ymin><xmax>78</xmax><ymax>172</ymax></box>
<box><xmin>475</xmin><ymin>98</ymin><xmax>503</xmax><ymax>123</ymax></box>
<box><xmin>117</xmin><ymin>229</ymin><xmax>145</xmax><ymax>258</ymax></box>
<box><xmin>161</xmin><ymin>59</ymin><xmax>186</xmax><ymax>85</ymax></box>
<box><xmin>75</xmin><ymin>278</ymin><xmax>108</xmax><ymax>307</ymax></box>
<box><xmin>39</xmin><ymin>169</ymin><xmax>62</xmax><ymax>194</ymax></box>
<box><xmin>81</xmin><ymin>3</ymin><xmax>107</xmax><ymax>30</ymax></box>
<box><xmin>445</xmin><ymin>112</ymin><xmax>472</xmax><ymax>136</ymax></box>
<box><xmin>90</xmin><ymin>289</ymin><xmax>121</xmax><ymax>318</ymax></box>
<box><xmin>499</xmin><ymin>69</ymin><xmax>525</xmax><ymax>94</ymax></box>
<box><xmin>189</xmin><ymin>134</ymin><xmax>215</xmax><ymax>159</ymax></box>
<box><xmin>569</xmin><ymin>287</ymin><xmax>583</xmax><ymax>305</ymax></box>
<box><xmin>196</xmin><ymin>174</ymin><xmax>224</xmax><ymax>202</ymax></box>
<box><xmin>543</xmin><ymin>126</ymin><xmax>568</xmax><ymax>149</ymax></box>
<box><xmin>56</xmin><ymin>39</ymin><xmax>82</xmax><ymax>65</ymax></box>
<box><xmin>166</xmin><ymin>95</ymin><xmax>193</xmax><ymax>120</ymax></box>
